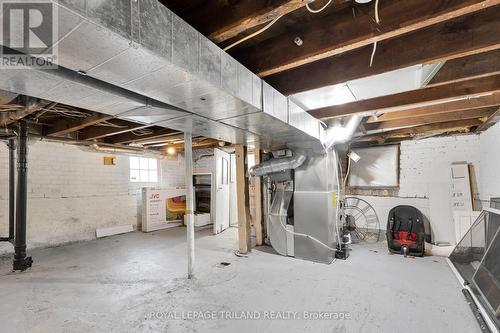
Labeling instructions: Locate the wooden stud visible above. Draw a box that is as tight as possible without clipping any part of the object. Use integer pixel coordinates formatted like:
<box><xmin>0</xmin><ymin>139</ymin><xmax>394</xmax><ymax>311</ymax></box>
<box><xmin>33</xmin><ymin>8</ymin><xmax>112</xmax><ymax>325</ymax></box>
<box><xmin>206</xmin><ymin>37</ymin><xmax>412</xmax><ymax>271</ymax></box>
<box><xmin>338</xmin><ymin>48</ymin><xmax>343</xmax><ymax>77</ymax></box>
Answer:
<box><xmin>252</xmin><ymin>145</ymin><xmax>263</xmax><ymax>246</ymax></box>
<box><xmin>235</xmin><ymin>144</ymin><xmax>251</xmax><ymax>254</ymax></box>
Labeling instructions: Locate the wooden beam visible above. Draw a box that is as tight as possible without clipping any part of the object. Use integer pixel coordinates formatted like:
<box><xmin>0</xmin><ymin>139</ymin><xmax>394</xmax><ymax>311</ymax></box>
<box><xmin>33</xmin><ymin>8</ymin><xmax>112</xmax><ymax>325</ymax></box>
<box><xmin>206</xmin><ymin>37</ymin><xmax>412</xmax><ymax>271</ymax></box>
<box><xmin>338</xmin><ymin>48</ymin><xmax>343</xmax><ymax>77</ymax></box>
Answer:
<box><xmin>48</xmin><ymin>114</ymin><xmax>113</xmax><ymax>137</ymax></box>
<box><xmin>308</xmin><ymin>74</ymin><xmax>500</xmax><ymax>119</ymax></box>
<box><xmin>359</xmin><ymin>119</ymin><xmax>483</xmax><ymax>141</ymax></box>
<box><xmin>429</xmin><ymin>48</ymin><xmax>500</xmax><ymax>86</ymax></box>
<box><xmin>106</xmin><ymin>129</ymin><xmax>180</xmax><ymax>145</ymax></box>
<box><xmin>476</xmin><ymin>106</ymin><xmax>500</xmax><ymax>131</ymax></box>
<box><xmin>366</xmin><ymin>93</ymin><xmax>500</xmax><ymax>123</ymax></box>
<box><xmin>187</xmin><ymin>0</ymin><xmax>341</xmax><ymax>44</ymax></box>
<box><xmin>141</xmin><ymin>133</ymin><xmax>185</xmax><ymax>147</ymax></box>
<box><xmin>364</xmin><ymin>106</ymin><xmax>497</xmax><ymax>131</ymax></box>
<box><xmin>238</xmin><ymin>0</ymin><xmax>500</xmax><ymax>77</ymax></box>
<box><xmin>235</xmin><ymin>144</ymin><xmax>251</xmax><ymax>254</ymax></box>
<box><xmin>79</xmin><ymin>121</ymin><xmax>150</xmax><ymax>141</ymax></box>
<box><xmin>266</xmin><ymin>6</ymin><xmax>500</xmax><ymax>95</ymax></box>
<box><xmin>252</xmin><ymin>145</ymin><xmax>263</xmax><ymax>246</ymax></box>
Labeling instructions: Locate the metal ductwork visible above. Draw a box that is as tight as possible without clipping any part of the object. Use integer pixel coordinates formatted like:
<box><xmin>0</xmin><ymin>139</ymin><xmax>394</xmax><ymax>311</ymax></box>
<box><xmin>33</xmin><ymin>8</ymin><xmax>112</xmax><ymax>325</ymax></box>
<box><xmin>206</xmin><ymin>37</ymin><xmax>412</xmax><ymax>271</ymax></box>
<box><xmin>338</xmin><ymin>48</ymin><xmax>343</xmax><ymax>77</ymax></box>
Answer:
<box><xmin>249</xmin><ymin>153</ymin><xmax>306</xmax><ymax>177</ymax></box>
<box><xmin>0</xmin><ymin>0</ymin><xmax>323</xmax><ymax>149</ymax></box>
<box><xmin>322</xmin><ymin>115</ymin><xmax>364</xmax><ymax>149</ymax></box>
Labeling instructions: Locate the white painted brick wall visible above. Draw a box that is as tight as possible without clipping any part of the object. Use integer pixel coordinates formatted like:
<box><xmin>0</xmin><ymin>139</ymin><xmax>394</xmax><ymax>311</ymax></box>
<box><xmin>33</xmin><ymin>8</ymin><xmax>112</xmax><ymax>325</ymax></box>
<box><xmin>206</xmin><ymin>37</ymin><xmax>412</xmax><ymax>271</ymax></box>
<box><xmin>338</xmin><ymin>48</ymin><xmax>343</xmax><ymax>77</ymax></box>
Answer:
<box><xmin>0</xmin><ymin>140</ymin><xmax>185</xmax><ymax>254</ymax></box>
<box><xmin>359</xmin><ymin>134</ymin><xmax>481</xmax><ymax>243</ymax></box>
<box><xmin>161</xmin><ymin>153</ymin><xmax>185</xmax><ymax>187</ymax></box>
<box><xmin>479</xmin><ymin>122</ymin><xmax>500</xmax><ymax>202</ymax></box>
<box><xmin>399</xmin><ymin>135</ymin><xmax>481</xmax><ymax>198</ymax></box>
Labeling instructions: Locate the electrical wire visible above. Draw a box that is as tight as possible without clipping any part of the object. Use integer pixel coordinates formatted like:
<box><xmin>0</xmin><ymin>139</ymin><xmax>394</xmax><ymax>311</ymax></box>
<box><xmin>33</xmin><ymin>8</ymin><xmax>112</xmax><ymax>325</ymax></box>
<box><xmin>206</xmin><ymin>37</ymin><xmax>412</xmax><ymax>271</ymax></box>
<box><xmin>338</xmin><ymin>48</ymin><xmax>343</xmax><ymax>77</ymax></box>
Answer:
<box><xmin>224</xmin><ymin>15</ymin><xmax>284</xmax><ymax>51</ymax></box>
<box><xmin>223</xmin><ymin>0</ymin><xmax>335</xmax><ymax>51</ymax></box>
<box><xmin>96</xmin><ymin>120</ymin><xmax>127</xmax><ymax>128</ymax></box>
<box><xmin>306</xmin><ymin>0</ymin><xmax>333</xmax><ymax>13</ymax></box>
<box><xmin>343</xmin><ymin>156</ymin><xmax>351</xmax><ymax>192</ymax></box>
<box><xmin>369</xmin><ymin>41</ymin><xmax>377</xmax><ymax>67</ymax></box>
<box><xmin>130</xmin><ymin>128</ymin><xmax>154</xmax><ymax>136</ymax></box>
<box><xmin>368</xmin><ymin>0</ymin><xmax>381</xmax><ymax>67</ymax></box>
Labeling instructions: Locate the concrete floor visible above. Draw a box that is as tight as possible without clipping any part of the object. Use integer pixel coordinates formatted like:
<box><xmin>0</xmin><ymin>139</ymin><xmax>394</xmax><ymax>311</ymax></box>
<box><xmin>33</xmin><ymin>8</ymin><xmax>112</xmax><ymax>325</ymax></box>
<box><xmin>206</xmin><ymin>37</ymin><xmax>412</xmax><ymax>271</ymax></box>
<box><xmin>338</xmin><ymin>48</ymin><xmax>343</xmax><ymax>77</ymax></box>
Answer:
<box><xmin>0</xmin><ymin>227</ymin><xmax>480</xmax><ymax>333</ymax></box>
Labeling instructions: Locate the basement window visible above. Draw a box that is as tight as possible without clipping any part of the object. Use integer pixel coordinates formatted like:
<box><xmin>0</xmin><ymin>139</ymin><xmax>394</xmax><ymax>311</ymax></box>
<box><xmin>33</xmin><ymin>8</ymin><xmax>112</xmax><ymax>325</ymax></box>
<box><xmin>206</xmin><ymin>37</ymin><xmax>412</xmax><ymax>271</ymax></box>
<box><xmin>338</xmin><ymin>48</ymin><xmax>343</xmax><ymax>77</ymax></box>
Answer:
<box><xmin>129</xmin><ymin>157</ymin><xmax>158</xmax><ymax>183</ymax></box>
<box><xmin>347</xmin><ymin>145</ymin><xmax>400</xmax><ymax>191</ymax></box>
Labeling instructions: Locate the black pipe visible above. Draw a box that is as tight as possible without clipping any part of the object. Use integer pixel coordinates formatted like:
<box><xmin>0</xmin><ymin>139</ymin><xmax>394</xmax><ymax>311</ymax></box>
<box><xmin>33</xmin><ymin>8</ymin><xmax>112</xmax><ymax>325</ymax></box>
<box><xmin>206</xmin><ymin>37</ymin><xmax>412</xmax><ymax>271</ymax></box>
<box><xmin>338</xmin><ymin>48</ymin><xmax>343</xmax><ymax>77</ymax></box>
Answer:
<box><xmin>8</xmin><ymin>138</ymin><xmax>15</xmax><ymax>242</ymax></box>
<box><xmin>13</xmin><ymin>121</ymin><xmax>32</xmax><ymax>271</ymax></box>
<box><xmin>0</xmin><ymin>138</ymin><xmax>15</xmax><ymax>243</ymax></box>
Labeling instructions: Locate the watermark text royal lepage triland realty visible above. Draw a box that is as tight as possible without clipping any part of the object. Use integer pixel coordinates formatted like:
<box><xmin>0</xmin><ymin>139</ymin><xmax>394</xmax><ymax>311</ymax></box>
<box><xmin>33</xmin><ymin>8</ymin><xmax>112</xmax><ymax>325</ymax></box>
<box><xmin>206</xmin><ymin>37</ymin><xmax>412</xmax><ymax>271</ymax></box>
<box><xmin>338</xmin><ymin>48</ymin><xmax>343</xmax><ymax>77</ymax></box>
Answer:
<box><xmin>148</xmin><ymin>311</ymin><xmax>352</xmax><ymax>321</ymax></box>
<box><xmin>1</xmin><ymin>0</ymin><xmax>58</xmax><ymax>68</ymax></box>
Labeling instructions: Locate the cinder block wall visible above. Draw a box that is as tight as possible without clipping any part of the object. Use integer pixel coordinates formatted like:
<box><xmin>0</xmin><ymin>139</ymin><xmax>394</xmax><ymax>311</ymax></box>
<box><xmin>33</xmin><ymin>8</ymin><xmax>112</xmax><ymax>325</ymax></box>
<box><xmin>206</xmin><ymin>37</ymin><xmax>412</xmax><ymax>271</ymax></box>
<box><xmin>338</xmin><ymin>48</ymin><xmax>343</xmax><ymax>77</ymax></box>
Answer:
<box><xmin>0</xmin><ymin>140</ymin><xmax>185</xmax><ymax>254</ymax></box>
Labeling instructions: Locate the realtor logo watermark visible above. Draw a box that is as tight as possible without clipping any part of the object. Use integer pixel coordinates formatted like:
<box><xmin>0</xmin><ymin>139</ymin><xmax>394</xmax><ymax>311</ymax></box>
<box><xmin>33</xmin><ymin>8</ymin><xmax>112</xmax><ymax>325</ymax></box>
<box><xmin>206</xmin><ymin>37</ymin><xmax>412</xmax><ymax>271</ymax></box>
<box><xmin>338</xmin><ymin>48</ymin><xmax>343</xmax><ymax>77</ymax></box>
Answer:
<box><xmin>1</xmin><ymin>0</ymin><xmax>58</xmax><ymax>68</ymax></box>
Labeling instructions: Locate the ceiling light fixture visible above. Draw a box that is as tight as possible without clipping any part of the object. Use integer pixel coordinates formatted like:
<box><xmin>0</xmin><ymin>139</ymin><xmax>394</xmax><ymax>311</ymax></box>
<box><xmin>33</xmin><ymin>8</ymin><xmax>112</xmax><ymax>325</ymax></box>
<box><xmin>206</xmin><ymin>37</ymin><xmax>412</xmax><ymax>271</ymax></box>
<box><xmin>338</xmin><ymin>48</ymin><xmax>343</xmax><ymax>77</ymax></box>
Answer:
<box><xmin>166</xmin><ymin>147</ymin><xmax>176</xmax><ymax>155</ymax></box>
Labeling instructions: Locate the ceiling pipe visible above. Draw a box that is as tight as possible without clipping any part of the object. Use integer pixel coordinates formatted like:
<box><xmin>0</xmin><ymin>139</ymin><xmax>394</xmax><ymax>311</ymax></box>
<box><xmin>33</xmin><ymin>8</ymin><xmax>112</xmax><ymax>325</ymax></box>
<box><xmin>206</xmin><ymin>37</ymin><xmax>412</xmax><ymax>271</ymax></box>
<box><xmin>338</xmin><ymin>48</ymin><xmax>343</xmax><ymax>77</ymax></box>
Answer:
<box><xmin>31</xmin><ymin>135</ymin><xmax>167</xmax><ymax>157</ymax></box>
<box><xmin>13</xmin><ymin>120</ymin><xmax>33</xmax><ymax>271</ymax></box>
<box><xmin>249</xmin><ymin>152</ymin><xmax>306</xmax><ymax>177</ymax></box>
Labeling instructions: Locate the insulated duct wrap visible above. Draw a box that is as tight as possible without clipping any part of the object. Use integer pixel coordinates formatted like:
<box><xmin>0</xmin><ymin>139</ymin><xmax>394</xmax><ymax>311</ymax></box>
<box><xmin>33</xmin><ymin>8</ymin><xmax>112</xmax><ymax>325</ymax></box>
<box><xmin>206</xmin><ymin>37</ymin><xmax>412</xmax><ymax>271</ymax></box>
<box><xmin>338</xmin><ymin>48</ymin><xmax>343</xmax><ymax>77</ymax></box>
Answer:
<box><xmin>249</xmin><ymin>153</ymin><xmax>306</xmax><ymax>177</ymax></box>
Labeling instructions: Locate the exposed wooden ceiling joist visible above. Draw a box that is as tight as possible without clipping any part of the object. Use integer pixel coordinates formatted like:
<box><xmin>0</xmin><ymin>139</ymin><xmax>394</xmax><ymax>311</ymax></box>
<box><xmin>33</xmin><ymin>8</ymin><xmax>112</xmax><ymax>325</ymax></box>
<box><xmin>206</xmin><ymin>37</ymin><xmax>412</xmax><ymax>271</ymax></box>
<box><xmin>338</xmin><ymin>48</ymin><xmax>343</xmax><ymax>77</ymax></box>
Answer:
<box><xmin>237</xmin><ymin>0</ymin><xmax>500</xmax><ymax>77</ymax></box>
<box><xmin>475</xmin><ymin>106</ymin><xmax>500</xmax><ymax>131</ymax></box>
<box><xmin>428</xmin><ymin>48</ymin><xmax>500</xmax><ymax>87</ymax></box>
<box><xmin>309</xmin><ymin>73</ymin><xmax>500</xmax><ymax>119</ymax></box>
<box><xmin>48</xmin><ymin>114</ymin><xmax>114</xmax><ymax>137</ymax></box>
<box><xmin>201</xmin><ymin>0</ymin><xmax>314</xmax><ymax>44</ymax></box>
<box><xmin>366</xmin><ymin>93</ymin><xmax>500</xmax><ymax>123</ymax></box>
<box><xmin>358</xmin><ymin>119</ymin><xmax>483</xmax><ymax>142</ymax></box>
<box><xmin>266</xmin><ymin>6</ymin><xmax>500</xmax><ymax>95</ymax></box>
<box><xmin>106</xmin><ymin>128</ymin><xmax>180</xmax><ymax>145</ymax></box>
<box><xmin>78</xmin><ymin>121</ymin><xmax>151</xmax><ymax>141</ymax></box>
<box><xmin>185</xmin><ymin>0</ymin><xmax>348</xmax><ymax>44</ymax></box>
<box><xmin>364</xmin><ymin>105</ymin><xmax>498</xmax><ymax>131</ymax></box>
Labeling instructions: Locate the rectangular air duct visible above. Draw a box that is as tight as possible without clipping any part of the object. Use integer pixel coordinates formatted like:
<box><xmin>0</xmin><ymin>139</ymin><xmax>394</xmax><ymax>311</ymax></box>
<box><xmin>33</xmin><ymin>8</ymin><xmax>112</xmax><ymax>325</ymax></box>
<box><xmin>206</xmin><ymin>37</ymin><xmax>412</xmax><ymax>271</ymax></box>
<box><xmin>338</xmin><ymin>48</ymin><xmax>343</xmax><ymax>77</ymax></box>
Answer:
<box><xmin>0</xmin><ymin>0</ymin><xmax>323</xmax><ymax>148</ymax></box>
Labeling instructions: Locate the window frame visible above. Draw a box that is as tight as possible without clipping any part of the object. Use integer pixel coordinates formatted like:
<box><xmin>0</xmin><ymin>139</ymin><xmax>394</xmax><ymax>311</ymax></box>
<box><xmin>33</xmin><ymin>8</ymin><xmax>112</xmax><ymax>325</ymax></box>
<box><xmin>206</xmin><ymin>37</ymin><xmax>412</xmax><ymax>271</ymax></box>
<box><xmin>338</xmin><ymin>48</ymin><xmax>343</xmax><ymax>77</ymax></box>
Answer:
<box><xmin>129</xmin><ymin>156</ymin><xmax>159</xmax><ymax>183</ymax></box>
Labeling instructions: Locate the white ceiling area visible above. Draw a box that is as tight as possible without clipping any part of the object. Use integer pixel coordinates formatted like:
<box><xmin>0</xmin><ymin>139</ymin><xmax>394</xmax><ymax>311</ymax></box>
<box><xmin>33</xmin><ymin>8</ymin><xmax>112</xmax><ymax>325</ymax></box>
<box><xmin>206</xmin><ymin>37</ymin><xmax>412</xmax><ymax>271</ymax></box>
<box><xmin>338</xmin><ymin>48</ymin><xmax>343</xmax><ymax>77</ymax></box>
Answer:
<box><xmin>290</xmin><ymin>63</ymin><xmax>444</xmax><ymax>111</ymax></box>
